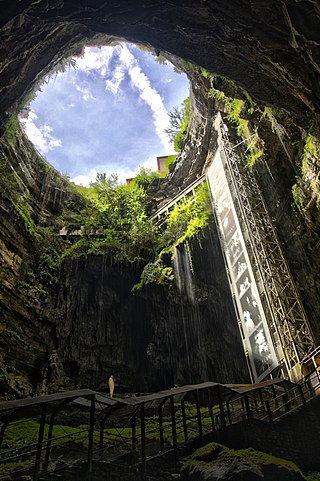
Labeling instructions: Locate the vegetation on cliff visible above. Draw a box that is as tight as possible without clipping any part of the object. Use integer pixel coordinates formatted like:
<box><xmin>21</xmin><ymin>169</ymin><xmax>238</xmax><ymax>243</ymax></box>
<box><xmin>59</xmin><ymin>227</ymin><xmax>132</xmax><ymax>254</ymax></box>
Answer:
<box><xmin>164</xmin><ymin>97</ymin><xmax>190</xmax><ymax>152</ymax></box>
<box><xmin>203</xmin><ymin>70</ymin><xmax>264</xmax><ymax>167</ymax></box>
<box><xmin>292</xmin><ymin>134</ymin><xmax>320</xmax><ymax>231</ymax></box>
<box><xmin>59</xmin><ymin>172</ymin><xmax>159</xmax><ymax>262</ymax></box>
<box><xmin>134</xmin><ymin>182</ymin><xmax>212</xmax><ymax>289</ymax></box>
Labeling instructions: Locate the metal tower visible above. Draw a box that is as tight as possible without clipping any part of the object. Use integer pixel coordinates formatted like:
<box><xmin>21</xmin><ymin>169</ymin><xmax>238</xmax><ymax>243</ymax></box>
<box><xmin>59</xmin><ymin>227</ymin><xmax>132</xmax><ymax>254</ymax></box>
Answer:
<box><xmin>219</xmin><ymin>122</ymin><xmax>315</xmax><ymax>380</ymax></box>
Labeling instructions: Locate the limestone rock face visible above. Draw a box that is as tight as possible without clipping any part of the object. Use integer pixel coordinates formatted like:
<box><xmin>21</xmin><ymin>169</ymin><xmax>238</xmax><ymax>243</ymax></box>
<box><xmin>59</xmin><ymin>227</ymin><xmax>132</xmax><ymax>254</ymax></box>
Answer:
<box><xmin>0</xmin><ymin>1</ymin><xmax>319</xmax><ymax>132</ymax></box>
<box><xmin>50</xmin><ymin>224</ymin><xmax>249</xmax><ymax>392</ymax></box>
<box><xmin>1</xmin><ymin>1</ymin><xmax>320</xmax><ymax>397</ymax></box>
<box><xmin>0</xmin><ymin>128</ymin><xmax>249</xmax><ymax>395</ymax></box>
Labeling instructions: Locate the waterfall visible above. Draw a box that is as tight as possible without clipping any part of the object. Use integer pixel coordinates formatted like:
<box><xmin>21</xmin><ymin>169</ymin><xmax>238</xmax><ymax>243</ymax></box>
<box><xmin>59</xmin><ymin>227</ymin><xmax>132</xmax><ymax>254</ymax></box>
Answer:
<box><xmin>173</xmin><ymin>243</ymin><xmax>195</xmax><ymax>303</ymax></box>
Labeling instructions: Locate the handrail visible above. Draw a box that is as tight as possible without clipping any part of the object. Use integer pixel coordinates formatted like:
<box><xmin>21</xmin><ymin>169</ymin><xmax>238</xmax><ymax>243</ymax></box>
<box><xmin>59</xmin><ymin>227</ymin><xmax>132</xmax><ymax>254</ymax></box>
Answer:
<box><xmin>1</xmin><ymin>378</ymin><xmax>318</xmax><ymax>478</ymax></box>
<box><xmin>151</xmin><ymin>174</ymin><xmax>206</xmax><ymax>220</ymax></box>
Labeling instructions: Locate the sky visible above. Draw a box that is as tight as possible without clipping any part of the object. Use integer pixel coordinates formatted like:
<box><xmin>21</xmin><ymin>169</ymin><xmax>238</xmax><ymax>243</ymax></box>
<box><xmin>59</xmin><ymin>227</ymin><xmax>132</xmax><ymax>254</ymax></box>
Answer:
<box><xmin>20</xmin><ymin>42</ymin><xmax>189</xmax><ymax>185</ymax></box>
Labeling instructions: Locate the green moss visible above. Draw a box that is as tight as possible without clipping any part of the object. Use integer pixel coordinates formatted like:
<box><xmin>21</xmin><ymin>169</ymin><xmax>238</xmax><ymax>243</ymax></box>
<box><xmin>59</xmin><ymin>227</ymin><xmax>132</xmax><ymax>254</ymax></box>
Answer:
<box><xmin>133</xmin><ymin>261</ymin><xmax>174</xmax><ymax>291</ymax></box>
<box><xmin>292</xmin><ymin>182</ymin><xmax>306</xmax><ymax>216</ymax></box>
<box><xmin>164</xmin><ymin>154</ymin><xmax>177</xmax><ymax>172</ymax></box>
<box><xmin>302</xmin><ymin>134</ymin><xmax>318</xmax><ymax>175</ymax></box>
<box><xmin>208</xmin><ymin>84</ymin><xmax>264</xmax><ymax>167</ymax></box>
<box><xmin>134</xmin><ymin>183</ymin><xmax>212</xmax><ymax>290</ymax></box>
<box><xmin>291</xmin><ymin>134</ymin><xmax>320</xmax><ymax>228</ymax></box>
<box><xmin>263</xmin><ymin>106</ymin><xmax>276</xmax><ymax>132</ymax></box>
<box><xmin>182</xmin><ymin>442</ymin><xmax>306</xmax><ymax>480</ymax></box>
<box><xmin>306</xmin><ymin>473</ymin><xmax>320</xmax><ymax>481</ymax></box>
<box><xmin>162</xmin><ymin>182</ymin><xmax>212</xmax><ymax>249</ymax></box>
<box><xmin>3</xmin><ymin>115</ymin><xmax>19</xmax><ymax>143</ymax></box>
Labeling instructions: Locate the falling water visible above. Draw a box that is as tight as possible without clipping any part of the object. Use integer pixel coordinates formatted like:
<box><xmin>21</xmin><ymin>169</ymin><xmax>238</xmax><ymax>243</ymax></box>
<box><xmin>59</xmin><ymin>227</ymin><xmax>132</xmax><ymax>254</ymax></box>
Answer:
<box><xmin>172</xmin><ymin>243</ymin><xmax>197</xmax><ymax>380</ymax></box>
<box><xmin>173</xmin><ymin>243</ymin><xmax>195</xmax><ymax>303</ymax></box>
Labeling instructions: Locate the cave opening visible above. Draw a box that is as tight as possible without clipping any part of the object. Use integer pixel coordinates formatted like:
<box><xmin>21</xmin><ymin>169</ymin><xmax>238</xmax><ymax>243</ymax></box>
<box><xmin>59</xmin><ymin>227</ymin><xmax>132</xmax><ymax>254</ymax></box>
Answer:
<box><xmin>1</xmin><ymin>4</ymin><xmax>320</xmax><ymax>478</ymax></box>
<box><xmin>18</xmin><ymin>40</ymin><xmax>190</xmax><ymax>185</ymax></box>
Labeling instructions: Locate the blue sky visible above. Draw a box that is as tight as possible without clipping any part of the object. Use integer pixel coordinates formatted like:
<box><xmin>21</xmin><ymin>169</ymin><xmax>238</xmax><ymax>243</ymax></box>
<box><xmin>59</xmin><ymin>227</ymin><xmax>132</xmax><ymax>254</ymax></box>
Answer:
<box><xmin>20</xmin><ymin>43</ymin><xmax>189</xmax><ymax>185</ymax></box>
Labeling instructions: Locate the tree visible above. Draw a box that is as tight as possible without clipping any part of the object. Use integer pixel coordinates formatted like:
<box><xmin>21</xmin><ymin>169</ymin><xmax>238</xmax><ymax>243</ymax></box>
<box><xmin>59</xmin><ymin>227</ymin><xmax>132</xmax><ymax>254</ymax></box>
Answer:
<box><xmin>165</xmin><ymin>98</ymin><xmax>190</xmax><ymax>151</ymax></box>
<box><xmin>164</xmin><ymin>105</ymin><xmax>185</xmax><ymax>143</ymax></box>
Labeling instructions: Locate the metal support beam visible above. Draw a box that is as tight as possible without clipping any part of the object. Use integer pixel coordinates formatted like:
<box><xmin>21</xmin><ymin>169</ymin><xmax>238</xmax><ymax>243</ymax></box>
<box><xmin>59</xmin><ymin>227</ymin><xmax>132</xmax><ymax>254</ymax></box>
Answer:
<box><xmin>87</xmin><ymin>394</ymin><xmax>95</xmax><ymax>473</ymax></box>
<box><xmin>244</xmin><ymin>395</ymin><xmax>252</xmax><ymax>418</ymax></box>
<box><xmin>99</xmin><ymin>409</ymin><xmax>112</xmax><ymax>454</ymax></box>
<box><xmin>195</xmin><ymin>390</ymin><xmax>203</xmax><ymax>439</ymax></box>
<box><xmin>33</xmin><ymin>404</ymin><xmax>47</xmax><ymax>481</ymax></box>
<box><xmin>169</xmin><ymin>396</ymin><xmax>177</xmax><ymax>461</ymax></box>
<box><xmin>216</xmin><ymin>387</ymin><xmax>226</xmax><ymax>428</ymax></box>
<box><xmin>271</xmin><ymin>385</ymin><xmax>280</xmax><ymax>409</ymax></box>
<box><xmin>208</xmin><ymin>406</ymin><xmax>214</xmax><ymax>430</ymax></box>
<box><xmin>44</xmin><ymin>397</ymin><xmax>77</xmax><ymax>472</ymax></box>
<box><xmin>132</xmin><ymin>414</ymin><xmax>136</xmax><ymax>453</ymax></box>
<box><xmin>0</xmin><ymin>408</ymin><xmax>25</xmax><ymax>450</ymax></box>
<box><xmin>225</xmin><ymin>402</ymin><xmax>231</xmax><ymax>426</ymax></box>
<box><xmin>181</xmin><ymin>400</ymin><xmax>188</xmax><ymax>442</ymax></box>
<box><xmin>265</xmin><ymin>400</ymin><xmax>273</xmax><ymax>422</ymax></box>
<box><xmin>158</xmin><ymin>398</ymin><xmax>167</xmax><ymax>451</ymax></box>
<box><xmin>140</xmin><ymin>403</ymin><xmax>146</xmax><ymax>472</ymax></box>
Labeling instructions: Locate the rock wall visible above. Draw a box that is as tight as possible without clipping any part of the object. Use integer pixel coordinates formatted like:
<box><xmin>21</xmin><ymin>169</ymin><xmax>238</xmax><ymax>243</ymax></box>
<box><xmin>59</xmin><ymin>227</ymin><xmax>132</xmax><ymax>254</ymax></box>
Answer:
<box><xmin>50</xmin><ymin>223</ymin><xmax>249</xmax><ymax>393</ymax></box>
<box><xmin>249</xmin><ymin>116</ymin><xmax>320</xmax><ymax>342</ymax></box>
<box><xmin>0</xmin><ymin>1</ymin><xmax>319</xmax><ymax>132</ymax></box>
<box><xmin>0</xmin><ymin>130</ymin><xmax>249</xmax><ymax>397</ymax></box>
<box><xmin>0</xmin><ymin>0</ymin><xmax>320</xmax><ymax>397</ymax></box>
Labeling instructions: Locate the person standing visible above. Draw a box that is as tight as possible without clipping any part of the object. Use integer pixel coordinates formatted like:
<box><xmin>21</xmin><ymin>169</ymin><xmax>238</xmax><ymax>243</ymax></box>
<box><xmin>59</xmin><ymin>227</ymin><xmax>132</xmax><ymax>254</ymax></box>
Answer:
<box><xmin>108</xmin><ymin>375</ymin><xmax>115</xmax><ymax>398</ymax></box>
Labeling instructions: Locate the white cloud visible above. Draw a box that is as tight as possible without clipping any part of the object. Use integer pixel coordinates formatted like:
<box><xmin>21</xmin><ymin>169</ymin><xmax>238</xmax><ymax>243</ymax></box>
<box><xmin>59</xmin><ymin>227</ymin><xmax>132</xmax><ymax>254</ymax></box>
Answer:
<box><xmin>71</xmin><ymin>168</ymin><xmax>98</xmax><ymax>187</ymax></box>
<box><xmin>76</xmin><ymin>43</ymin><xmax>173</xmax><ymax>152</ymax></box>
<box><xmin>139</xmin><ymin>156</ymin><xmax>158</xmax><ymax>172</ymax></box>
<box><xmin>74</xmin><ymin>46</ymin><xmax>113</xmax><ymax>76</ymax></box>
<box><xmin>105</xmin><ymin>62</ymin><xmax>126</xmax><ymax>94</ymax></box>
<box><xmin>76</xmin><ymin>85</ymin><xmax>95</xmax><ymax>101</ymax></box>
<box><xmin>72</xmin><ymin>44</ymin><xmax>173</xmax><ymax>151</ymax></box>
<box><xmin>129</xmin><ymin>64</ymin><xmax>172</xmax><ymax>152</ymax></box>
<box><xmin>20</xmin><ymin>111</ymin><xmax>62</xmax><ymax>154</ymax></box>
<box><xmin>109</xmin><ymin>44</ymin><xmax>172</xmax><ymax>152</ymax></box>
<box><xmin>71</xmin><ymin>165</ymin><xmax>137</xmax><ymax>186</ymax></box>
<box><xmin>62</xmin><ymin>103</ymin><xmax>75</xmax><ymax>110</ymax></box>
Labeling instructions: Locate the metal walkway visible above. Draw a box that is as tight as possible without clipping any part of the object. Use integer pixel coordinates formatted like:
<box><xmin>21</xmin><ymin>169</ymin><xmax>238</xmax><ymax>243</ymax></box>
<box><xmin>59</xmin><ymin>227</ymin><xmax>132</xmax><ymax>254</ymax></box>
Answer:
<box><xmin>151</xmin><ymin>174</ymin><xmax>206</xmax><ymax>226</ymax></box>
<box><xmin>0</xmin><ymin>375</ymin><xmax>319</xmax><ymax>480</ymax></box>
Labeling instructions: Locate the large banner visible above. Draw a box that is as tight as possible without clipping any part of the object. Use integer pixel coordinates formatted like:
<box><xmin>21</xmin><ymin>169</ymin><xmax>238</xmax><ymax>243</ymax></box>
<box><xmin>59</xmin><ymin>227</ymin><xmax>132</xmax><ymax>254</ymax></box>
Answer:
<box><xmin>207</xmin><ymin>149</ymin><xmax>278</xmax><ymax>381</ymax></box>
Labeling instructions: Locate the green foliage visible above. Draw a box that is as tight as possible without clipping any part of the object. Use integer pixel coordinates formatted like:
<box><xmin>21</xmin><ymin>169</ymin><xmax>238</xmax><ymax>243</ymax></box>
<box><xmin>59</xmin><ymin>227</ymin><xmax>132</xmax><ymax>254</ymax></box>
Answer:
<box><xmin>135</xmin><ymin>183</ymin><xmax>212</xmax><ymax>290</ymax></box>
<box><xmin>73</xmin><ymin>183</ymin><xmax>98</xmax><ymax>203</ymax></box>
<box><xmin>0</xmin><ymin>154</ymin><xmax>37</xmax><ymax>237</ymax></box>
<box><xmin>133</xmin><ymin>166</ymin><xmax>162</xmax><ymax>186</ymax></box>
<box><xmin>262</xmin><ymin>106</ymin><xmax>276</xmax><ymax>132</ymax></box>
<box><xmin>302</xmin><ymin>134</ymin><xmax>318</xmax><ymax>175</ymax></box>
<box><xmin>291</xmin><ymin>134</ymin><xmax>320</xmax><ymax>229</ymax></box>
<box><xmin>3</xmin><ymin>115</ymin><xmax>19</xmax><ymax>142</ymax></box>
<box><xmin>60</xmin><ymin>173</ymin><xmax>159</xmax><ymax>262</ymax></box>
<box><xmin>161</xmin><ymin>182</ymin><xmax>212</xmax><ymax>248</ymax></box>
<box><xmin>306</xmin><ymin>473</ymin><xmax>320</xmax><ymax>481</ymax></box>
<box><xmin>133</xmin><ymin>260</ymin><xmax>174</xmax><ymax>291</ymax></box>
<box><xmin>292</xmin><ymin>182</ymin><xmax>306</xmax><ymax>216</ymax></box>
<box><xmin>173</xmin><ymin>97</ymin><xmax>190</xmax><ymax>152</ymax></box>
<box><xmin>207</xmin><ymin>76</ymin><xmax>264</xmax><ymax>167</ymax></box>
<box><xmin>164</xmin><ymin>98</ymin><xmax>190</xmax><ymax>152</ymax></box>
<box><xmin>164</xmin><ymin>154</ymin><xmax>177</xmax><ymax>171</ymax></box>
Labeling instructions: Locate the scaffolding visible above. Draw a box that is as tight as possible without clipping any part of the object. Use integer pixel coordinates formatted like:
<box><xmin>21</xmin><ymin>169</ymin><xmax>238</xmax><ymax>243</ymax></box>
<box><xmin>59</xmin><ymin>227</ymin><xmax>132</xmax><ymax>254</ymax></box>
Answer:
<box><xmin>219</xmin><ymin>122</ymin><xmax>315</xmax><ymax>380</ymax></box>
